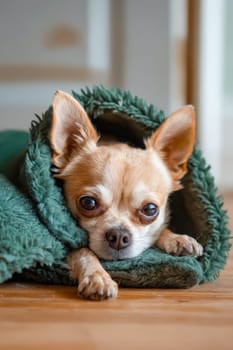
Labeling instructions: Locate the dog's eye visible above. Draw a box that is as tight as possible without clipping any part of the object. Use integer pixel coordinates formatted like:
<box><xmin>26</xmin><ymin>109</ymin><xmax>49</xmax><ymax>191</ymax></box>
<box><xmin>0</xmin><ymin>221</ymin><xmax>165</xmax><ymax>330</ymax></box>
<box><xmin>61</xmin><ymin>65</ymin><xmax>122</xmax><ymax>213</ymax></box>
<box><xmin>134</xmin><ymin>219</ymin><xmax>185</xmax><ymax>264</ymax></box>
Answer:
<box><xmin>138</xmin><ymin>203</ymin><xmax>159</xmax><ymax>223</ymax></box>
<box><xmin>79</xmin><ymin>196</ymin><xmax>98</xmax><ymax>211</ymax></box>
<box><xmin>142</xmin><ymin>203</ymin><xmax>158</xmax><ymax>217</ymax></box>
<box><xmin>77</xmin><ymin>195</ymin><xmax>105</xmax><ymax>218</ymax></box>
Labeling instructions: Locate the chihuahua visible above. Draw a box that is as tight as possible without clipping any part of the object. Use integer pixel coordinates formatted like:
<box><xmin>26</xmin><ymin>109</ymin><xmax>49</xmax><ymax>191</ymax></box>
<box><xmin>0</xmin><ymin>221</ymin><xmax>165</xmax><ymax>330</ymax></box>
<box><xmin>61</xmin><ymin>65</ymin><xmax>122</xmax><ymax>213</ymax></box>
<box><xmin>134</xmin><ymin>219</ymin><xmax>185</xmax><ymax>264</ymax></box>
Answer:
<box><xmin>50</xmin><ymin>90</ymin><xmax>203</xmax><ymax>300</ymax></box>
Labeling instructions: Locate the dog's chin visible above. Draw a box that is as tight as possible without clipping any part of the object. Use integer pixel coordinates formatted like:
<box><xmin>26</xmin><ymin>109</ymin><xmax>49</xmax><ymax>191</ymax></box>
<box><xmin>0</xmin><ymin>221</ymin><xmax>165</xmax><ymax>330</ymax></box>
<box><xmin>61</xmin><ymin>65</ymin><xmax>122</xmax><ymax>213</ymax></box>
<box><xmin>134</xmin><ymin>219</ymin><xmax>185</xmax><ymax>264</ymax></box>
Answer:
<box><xmin>90</xmin><ymin>245</ymin><xmax>144</xmax><ymax>261</ymax></box>
<box><xmin>94</xmin><ymin>249</ymin><xmax>135</xmax><ymax>261</ymax></box>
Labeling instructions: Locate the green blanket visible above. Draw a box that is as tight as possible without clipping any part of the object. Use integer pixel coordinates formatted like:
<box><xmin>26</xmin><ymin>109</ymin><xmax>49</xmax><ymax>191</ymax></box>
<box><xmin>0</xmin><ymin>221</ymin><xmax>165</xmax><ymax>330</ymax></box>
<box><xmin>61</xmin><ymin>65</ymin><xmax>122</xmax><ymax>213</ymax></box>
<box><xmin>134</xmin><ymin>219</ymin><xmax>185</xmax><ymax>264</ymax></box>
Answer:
<box><xmin>0</xmin><ymin>86</ymin><xmax>231</xmax><ymax>288</ymax></box>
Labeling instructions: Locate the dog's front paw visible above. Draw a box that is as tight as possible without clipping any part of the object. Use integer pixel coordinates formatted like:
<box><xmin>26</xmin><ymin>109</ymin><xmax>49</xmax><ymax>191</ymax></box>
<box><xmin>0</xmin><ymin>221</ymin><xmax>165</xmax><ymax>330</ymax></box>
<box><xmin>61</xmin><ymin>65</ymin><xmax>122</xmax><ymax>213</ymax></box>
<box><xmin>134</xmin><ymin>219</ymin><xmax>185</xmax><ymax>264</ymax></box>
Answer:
<box><xmin>78</xmin><ymin>271</ymin><xmax>118</xmax><ymax>301</ymax></box>
<box><xmin>164</xmin><ymin>234</ymin><xmax>203</xmax><ymax>257</ymax></box>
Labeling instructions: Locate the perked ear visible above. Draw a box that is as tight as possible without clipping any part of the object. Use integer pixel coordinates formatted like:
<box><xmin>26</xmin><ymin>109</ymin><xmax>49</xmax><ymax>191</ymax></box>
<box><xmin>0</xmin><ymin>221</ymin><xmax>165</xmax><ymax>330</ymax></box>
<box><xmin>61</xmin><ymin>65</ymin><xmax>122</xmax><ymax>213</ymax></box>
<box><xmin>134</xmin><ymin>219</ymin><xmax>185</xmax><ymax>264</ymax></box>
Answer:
<box><xmin>50</xmin><ymin>90</ymin><xmax>98</xmax><ymax>169</ymax></box>
<box><xmin>146</xmin><ymin>105</ymin><xmax>196</xmax><ymax>185</ymax></box>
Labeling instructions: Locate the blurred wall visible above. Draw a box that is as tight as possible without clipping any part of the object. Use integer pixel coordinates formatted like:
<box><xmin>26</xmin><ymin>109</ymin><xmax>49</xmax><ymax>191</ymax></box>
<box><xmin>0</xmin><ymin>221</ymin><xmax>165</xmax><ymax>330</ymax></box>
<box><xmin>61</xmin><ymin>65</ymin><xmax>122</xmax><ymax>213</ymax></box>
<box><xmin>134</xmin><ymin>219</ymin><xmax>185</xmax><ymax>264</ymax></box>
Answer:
<box><xmin>0</xmin><ymin>0</ymin><xmax>182</xmax><ymax>131</ymax></box>
<box><xmin>112</xmin><ymin>0</ymin><xmax>170</xmax><ymax>110</ymax></box>
<box><xmin>0</xmin><ymin>0</ymin><xmax>111</xmax><ymax>130</ymax></box>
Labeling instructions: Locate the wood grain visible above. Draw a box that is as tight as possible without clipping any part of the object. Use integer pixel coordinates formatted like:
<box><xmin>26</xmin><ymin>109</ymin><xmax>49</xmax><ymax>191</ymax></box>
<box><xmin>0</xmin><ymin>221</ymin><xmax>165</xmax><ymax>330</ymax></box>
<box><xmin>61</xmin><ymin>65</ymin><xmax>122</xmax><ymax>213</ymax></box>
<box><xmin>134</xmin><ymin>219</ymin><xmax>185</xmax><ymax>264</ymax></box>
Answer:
<box><xmin>0</xmin><ymin>193</ymin><xmax>232</xmax><ymax>350</ymax></box>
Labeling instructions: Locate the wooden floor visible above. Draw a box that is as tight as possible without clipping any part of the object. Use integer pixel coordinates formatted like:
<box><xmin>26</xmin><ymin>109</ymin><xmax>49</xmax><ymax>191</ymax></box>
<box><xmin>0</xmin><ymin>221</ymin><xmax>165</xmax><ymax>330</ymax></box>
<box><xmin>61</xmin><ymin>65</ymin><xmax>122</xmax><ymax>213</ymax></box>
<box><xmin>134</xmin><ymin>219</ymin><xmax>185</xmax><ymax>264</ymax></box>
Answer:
<box><xmin>0</xmin><ymin>194</ymin><xmax>232</xmax><ymax>350</ymax></box>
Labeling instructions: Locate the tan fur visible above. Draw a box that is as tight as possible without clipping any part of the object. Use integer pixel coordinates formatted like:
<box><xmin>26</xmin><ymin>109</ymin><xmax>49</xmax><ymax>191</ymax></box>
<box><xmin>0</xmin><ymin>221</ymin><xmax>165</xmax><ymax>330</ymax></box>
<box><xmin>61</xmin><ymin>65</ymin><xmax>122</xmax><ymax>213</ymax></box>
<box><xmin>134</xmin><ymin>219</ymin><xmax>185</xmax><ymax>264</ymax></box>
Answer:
<box><xmin>156</xmin><ymin>229</ymin><xmax>203</xmax><ymax>257</ymax></box>
<box><xmin>68</xmin><ymin>248</ymin><xmax>118</xmax><ymax>300</ymax></box>
<box><xmin>50</xmin><ymin>90</ymin><xmax>203</xmax><ymax>301</ymax></box>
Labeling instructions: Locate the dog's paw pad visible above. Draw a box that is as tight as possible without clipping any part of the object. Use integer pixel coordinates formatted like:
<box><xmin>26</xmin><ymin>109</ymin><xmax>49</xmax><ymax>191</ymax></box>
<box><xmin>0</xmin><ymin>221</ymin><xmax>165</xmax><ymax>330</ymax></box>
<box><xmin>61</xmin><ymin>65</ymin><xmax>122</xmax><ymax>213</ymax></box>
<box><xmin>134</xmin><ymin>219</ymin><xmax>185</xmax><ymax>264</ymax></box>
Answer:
<box><xmin>78</xmin><ymin>271</ymin><xmax>118</xmax><ymax>301</ymax></box>
<box><xmin>165</xmin><ymin>235</ymin><xmax>203</xmax><ymax>257</ymax></box>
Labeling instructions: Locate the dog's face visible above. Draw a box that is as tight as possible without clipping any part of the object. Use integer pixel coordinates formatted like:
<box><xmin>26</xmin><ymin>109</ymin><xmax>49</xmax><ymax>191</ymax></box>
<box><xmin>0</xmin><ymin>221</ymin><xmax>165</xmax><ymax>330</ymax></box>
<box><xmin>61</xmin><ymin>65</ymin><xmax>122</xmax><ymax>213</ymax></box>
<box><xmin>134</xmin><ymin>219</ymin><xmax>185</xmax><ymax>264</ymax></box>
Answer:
<box><xmin>57</xmin><ymin>143</ymin><xmax>172</xmax><ymax>260</ymax></box>
<box><xmin>50</xmin><ymin>91</ymin><xmax>195</xmax><ymax>260</ymax></box>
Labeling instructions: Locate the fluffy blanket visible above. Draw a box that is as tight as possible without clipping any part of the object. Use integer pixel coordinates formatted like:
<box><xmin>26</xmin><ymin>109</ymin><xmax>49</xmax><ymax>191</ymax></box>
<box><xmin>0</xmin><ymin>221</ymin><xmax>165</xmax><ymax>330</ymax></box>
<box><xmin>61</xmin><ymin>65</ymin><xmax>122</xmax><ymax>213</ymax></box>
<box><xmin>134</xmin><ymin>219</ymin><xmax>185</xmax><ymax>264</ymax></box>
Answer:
<box><xmin>0</xmin><ymin>86</ymin><xmax>231</xmax><ymax>288</ymax></box>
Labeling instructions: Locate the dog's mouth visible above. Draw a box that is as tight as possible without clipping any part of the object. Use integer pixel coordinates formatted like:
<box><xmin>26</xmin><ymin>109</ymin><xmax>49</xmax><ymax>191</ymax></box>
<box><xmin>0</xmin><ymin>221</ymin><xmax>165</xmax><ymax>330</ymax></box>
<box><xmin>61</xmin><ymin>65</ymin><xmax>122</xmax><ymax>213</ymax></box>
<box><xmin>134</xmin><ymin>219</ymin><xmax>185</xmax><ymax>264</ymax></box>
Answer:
<box><xmin>95</xmin><ymin>249</ymin><xmax>132</xmax><ymax>261</ymax></box>
<box><xmin>89</xmin><ymin>241</ymin><xmax>141</xmax><ymax>261</ymax></box>
<box><xmin>100</xmin><ymin>248</ymin><xmax>131</xmax><ymax>261</ymax></box>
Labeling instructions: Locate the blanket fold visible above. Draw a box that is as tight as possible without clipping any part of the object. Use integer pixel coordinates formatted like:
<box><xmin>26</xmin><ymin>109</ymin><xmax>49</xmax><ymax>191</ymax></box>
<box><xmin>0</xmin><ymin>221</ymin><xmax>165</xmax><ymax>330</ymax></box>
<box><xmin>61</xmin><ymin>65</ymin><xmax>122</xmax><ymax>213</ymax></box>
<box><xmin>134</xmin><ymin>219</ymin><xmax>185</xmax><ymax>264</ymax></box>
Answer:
<box><xmin>0</xmin><ymin>86</ymin><xmax>231</xmax><ymax>288</ymax></box>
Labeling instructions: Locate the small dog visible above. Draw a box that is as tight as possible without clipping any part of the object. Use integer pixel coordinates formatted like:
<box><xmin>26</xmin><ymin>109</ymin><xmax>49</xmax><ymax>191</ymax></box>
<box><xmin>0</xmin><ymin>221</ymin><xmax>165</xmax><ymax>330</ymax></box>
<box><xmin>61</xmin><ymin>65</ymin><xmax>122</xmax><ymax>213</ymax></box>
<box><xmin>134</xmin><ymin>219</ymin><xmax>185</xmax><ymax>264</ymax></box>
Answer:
<box><xmin>50</xmin><ymin>90</ymin><xmax>203</xmax><ymax>300</ymax></box>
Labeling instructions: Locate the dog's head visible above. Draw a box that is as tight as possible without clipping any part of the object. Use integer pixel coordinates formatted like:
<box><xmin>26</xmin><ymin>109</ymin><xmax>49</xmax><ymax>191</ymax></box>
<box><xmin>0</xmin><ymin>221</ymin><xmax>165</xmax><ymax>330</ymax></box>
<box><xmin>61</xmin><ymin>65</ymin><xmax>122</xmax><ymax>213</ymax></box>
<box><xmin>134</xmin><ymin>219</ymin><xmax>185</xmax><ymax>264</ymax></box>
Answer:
<box><xmin>50</xmin><ymin>91</ymin><xmax>195</xmax><ymax>260</ymax></box>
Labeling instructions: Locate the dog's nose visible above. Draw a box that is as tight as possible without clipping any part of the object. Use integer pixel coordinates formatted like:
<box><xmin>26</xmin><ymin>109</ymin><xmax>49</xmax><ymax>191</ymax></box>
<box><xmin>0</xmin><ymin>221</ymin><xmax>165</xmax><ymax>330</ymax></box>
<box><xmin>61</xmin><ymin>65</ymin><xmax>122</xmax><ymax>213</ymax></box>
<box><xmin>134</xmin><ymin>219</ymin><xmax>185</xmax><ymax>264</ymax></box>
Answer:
<box><xmin>105</xmin><ymin>228</ymin><xmax>132</xmax><ymax>250</ymax></box>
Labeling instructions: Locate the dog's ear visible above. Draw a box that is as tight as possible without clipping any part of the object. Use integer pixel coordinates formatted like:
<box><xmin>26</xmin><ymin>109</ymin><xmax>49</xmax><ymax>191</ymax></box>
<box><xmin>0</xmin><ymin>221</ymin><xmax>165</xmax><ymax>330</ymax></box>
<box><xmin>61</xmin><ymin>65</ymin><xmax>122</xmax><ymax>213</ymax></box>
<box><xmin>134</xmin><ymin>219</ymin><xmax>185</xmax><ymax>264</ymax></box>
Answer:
<box><xmin>50</xmin><ymin>90</ymin><xmax>98</xmax><ymax>169</ymax></box>
<box><xmin>146</xmin><ymin>106</ymin><xmax>196</xmax><ymax>185</ymax></box>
